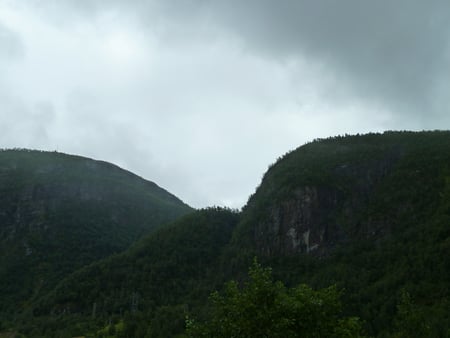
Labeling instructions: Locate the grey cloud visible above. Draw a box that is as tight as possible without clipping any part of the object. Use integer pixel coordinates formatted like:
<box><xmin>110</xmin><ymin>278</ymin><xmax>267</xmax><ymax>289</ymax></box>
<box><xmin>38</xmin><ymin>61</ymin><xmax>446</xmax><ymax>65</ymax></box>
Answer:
<box><xmin>0</xmin><ymin>92</ymin><xmax>54</xmax><ymax>148</ymax></box>
<box><xmin>24</xmin><ymin>0</ymin><xmax>450</xmax><ymax>119</ymax></box>
<box><xmin>200</xmin><ymin>1</ymin><xmax>450</xmax><ymax>121</ymax></box>
<box><xmin>0</xmin><ymin>23</ymin><xmax>24</xmax><ymax>62</ymax></box>
<box><xmin>30</xmin><ymin>0</ymin><xmax>221</xmax><ymax>46</ymax></box>
<box><xmin>57</xmin><ymin>0</ymin><xmax>450</xmax><ymax>122</ymax></box>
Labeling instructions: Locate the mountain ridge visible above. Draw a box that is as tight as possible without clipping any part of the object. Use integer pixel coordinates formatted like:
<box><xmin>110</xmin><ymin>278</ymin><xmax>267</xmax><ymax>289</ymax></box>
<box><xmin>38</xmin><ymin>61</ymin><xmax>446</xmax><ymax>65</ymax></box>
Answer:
<box><xmin>2</xmin><ymin>131</ymin><xmax>450</xmax><ymax>337</ymax></box>
<box><xmin>0</xmin><ymin>149</ymin><xmax>192</xmax><ymax>322</ymax></box>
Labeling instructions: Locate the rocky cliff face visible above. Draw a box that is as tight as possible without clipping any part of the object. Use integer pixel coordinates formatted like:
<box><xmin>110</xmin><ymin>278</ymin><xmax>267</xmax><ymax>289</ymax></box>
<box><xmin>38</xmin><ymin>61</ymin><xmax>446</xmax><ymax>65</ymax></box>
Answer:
<box><xmin>254</xmin><ymin>185</ymin><xmax>339</xmax><ymax>255</ymax></box>
<box><xmin>240</xmin><ymin>133</ymin><xmax>438</xmax><ymax>256</ymax></box>
<box><xmin>252</xmin><ymin>160</ymin><xmax>397</xmax><ymax>256</ymax></box>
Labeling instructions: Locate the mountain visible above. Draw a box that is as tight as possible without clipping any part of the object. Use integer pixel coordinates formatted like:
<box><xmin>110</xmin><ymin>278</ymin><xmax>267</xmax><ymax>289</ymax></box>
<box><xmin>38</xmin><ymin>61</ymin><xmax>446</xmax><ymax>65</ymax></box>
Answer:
<box><xmin>0</xmin><ymin>149</ymin><xmax>192</xmax><ymax>322</ymax></box>
<box><xmin>4</xmin><ymin>131</ymin><xmax>450</xmax><ymax>337</ymax></box>
<box><xmin>235</xmin><ymin>130</ymin><xmax>450</xmax><ymax>255</ymax></box>
<box><xmin>26</xmin><ymin>208</ymin><xmax>239</xmax><ymax>337</ymax></box>
<box><xmin>233</xmin><ymin>130</ymin><xmax>450</xmax><ymax>335</ymax></box>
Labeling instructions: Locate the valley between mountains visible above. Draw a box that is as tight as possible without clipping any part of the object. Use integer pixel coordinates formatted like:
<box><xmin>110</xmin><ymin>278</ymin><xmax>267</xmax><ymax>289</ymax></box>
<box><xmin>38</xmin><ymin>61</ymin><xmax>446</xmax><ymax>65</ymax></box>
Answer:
<box><xmin>1</xmin><ymin>131</ymin><xmax>449</xmax><ymax>337</ymax></box>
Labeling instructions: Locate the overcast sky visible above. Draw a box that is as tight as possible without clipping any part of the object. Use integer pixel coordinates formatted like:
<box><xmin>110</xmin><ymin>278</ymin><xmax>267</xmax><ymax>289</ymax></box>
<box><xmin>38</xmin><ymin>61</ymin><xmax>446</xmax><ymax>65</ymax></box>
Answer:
<box><xmin>1</xmin><ymin>1</ymin><xmax>449</xmax><ymax>208</ymax></box>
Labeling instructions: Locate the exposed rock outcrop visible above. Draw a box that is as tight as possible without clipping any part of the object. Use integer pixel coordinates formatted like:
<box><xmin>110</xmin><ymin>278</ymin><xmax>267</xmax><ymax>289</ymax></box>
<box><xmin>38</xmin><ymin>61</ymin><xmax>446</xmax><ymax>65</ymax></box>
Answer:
<box><xmin>245</xmin><ymin>135</ymin><xmax>412</xmax><ymax>256</ymax></box>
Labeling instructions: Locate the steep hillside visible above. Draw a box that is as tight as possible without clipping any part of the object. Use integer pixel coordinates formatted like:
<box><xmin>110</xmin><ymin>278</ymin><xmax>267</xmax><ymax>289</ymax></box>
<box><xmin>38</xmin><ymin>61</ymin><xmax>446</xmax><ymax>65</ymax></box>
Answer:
<box><xmin>236</xmin><ymin>131</ymin><xmax>450</xmax><ymax>255</ymax></box>
<box><xmin>232</xmin><ymin>130</ymin><xmax>450</xmax><ymax>335</ymax></box>
<box><xmin>25</xmin><ymin>208</ymin><xmax>239</xmax><ymax>337</ymax></box>
<box><xmin>5</xmin><ymin>131</ymin><xmax>450</xmax><ymax>337</ymax></box>
<box><xmin>0</xmin><ymin>150</ymin><xmax>192</xmax><ymax>321</ymax></box>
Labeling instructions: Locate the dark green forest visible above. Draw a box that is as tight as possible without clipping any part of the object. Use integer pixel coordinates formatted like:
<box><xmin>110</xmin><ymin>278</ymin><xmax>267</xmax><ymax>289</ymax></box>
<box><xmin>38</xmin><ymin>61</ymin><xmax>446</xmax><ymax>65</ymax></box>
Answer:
<box><xmin>0</xmin><ymin>131</ymin><xmax>449</xmax><ymax>337</ymax></box>
<box><xmin>0</xmin><ymin>150</ymin><xmax>191</xmax><ymax>331</ymax></box>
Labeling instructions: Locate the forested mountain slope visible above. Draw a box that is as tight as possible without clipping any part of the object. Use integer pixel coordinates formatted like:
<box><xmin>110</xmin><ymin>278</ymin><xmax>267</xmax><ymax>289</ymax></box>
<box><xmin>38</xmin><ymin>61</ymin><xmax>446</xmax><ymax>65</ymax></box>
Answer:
<box><xmin>26</xmin><ymin>208</ymin><xmax>239</xmax><ymax>337</ymax></box>
<box><xmin>0</xmin><ymin>150</ymin><xmax>192</xmax><ymax>323</ymax></box>
<box><xmin>236</xmin><ymin>130</ymin><xmax>450</xmax><ymax>255</ymax></box>
<box><xmin>232</xmin><ymin>130</ymin><xmax>450</xmax><ymax>336</ymax></box>
<box><xmin>5</xmin><ymin>131</ymin><xmax>450</xmax><ymax>337</ymax></box>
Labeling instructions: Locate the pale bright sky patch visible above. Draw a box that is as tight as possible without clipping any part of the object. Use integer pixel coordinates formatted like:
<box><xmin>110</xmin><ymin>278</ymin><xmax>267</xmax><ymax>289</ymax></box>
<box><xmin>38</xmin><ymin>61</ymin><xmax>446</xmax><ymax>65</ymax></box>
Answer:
<box><xmin>103</xmin><ymin>32</ymin><xmax>140</xmax><ymax>64</ymax></box>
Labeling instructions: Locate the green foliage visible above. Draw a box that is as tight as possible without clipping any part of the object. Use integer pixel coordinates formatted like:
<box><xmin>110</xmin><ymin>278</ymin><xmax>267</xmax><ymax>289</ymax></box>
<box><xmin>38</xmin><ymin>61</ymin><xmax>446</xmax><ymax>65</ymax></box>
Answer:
<box><xmin>146</xmin><ymin>305</ymin><xmax>187</xmax><ymax>338</ymax></box>
<box><xmin>186</xmin><ymin>259</ymin><xmax>365</xmax><ymax>338</ymax></box>
<box><xmin>3</xmin><ymin>132</ymin><xmax>450</xmax><ymax>337</ymax></box>
<box><xmin>0</xmin><ymin>150</ymin><xmax>191</xmax><ymax>324</ymax></box>
<box><xmin>233</xmin><ymin>131</ymin><xmax>450</xmax><ymax>336</ymax></box>
<box><xmin>392</xmin><ymin>290</ymin><xmax>431</xmax><ymax>338</ymax></box>
<box><xmin>22</xmin><ymin>207</ymin><xmax>239</xmax><ymax>337</ymax></box>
